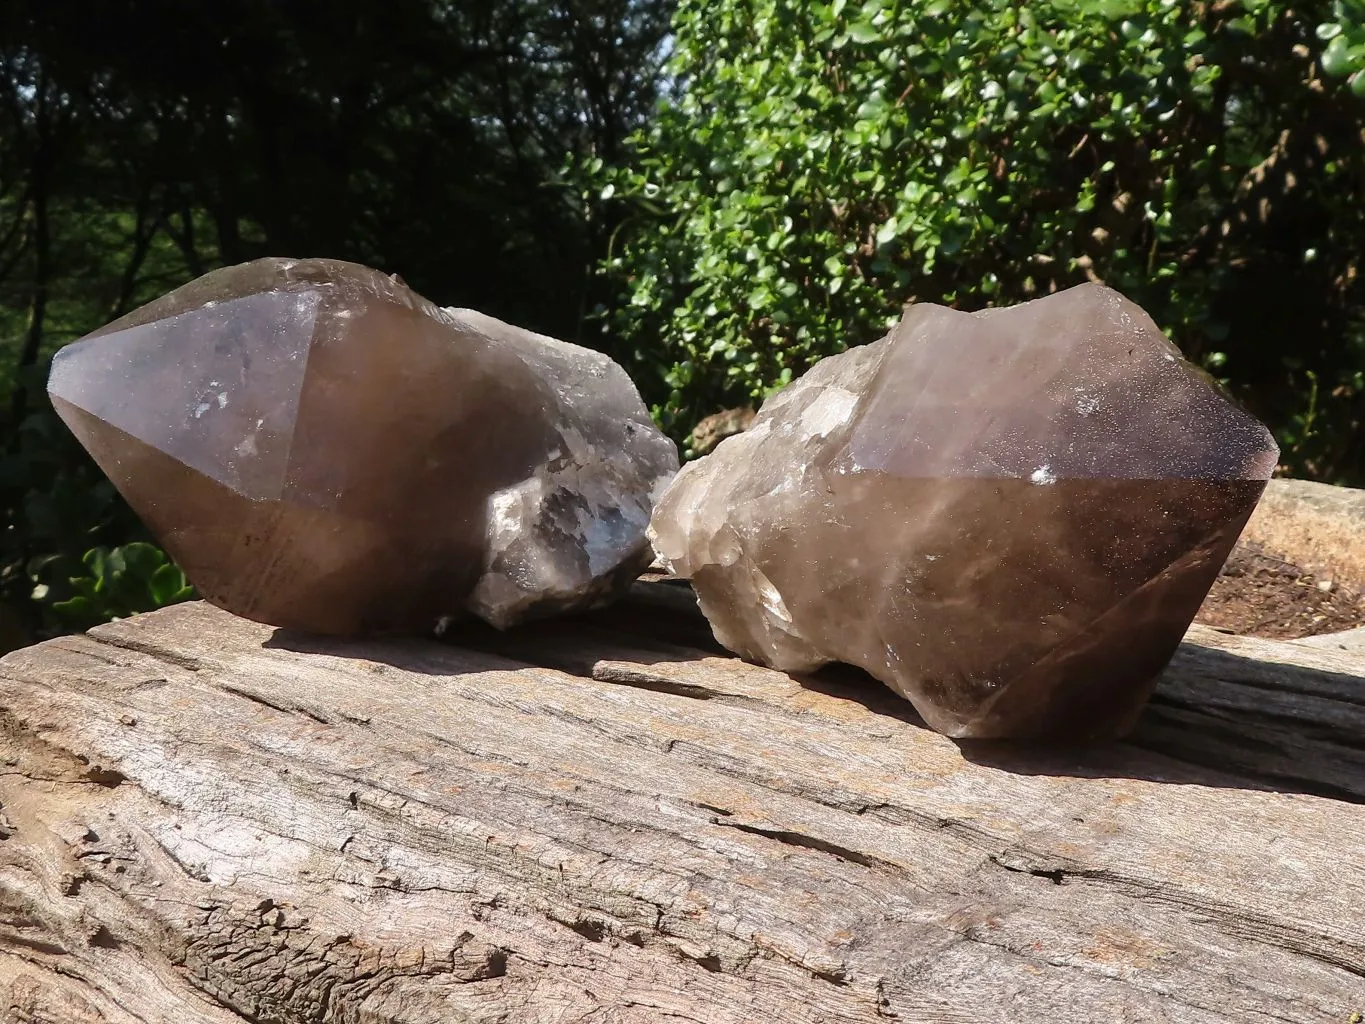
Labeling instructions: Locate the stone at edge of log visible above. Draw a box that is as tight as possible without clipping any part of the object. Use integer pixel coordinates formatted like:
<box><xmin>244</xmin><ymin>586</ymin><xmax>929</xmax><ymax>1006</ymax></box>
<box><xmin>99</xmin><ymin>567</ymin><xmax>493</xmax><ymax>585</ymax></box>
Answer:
<box><xmin>46</xmin><ymin>257</ymin><xmax>679</xmax><ymax>635</ymax></box>
<box><xmin>689</xmin><ymin>406</ymin><xmax>757</xmax><ymax>455</ymax></box>
<box><xmin>1242</xmin><ymin>478</ymin><xmax>1365</xmax><ymax>592</ymax></box>
<box><xmin>650</xmin><ymin>283</ymin><xmax>1279</xmax><ymax>741</ymax></box>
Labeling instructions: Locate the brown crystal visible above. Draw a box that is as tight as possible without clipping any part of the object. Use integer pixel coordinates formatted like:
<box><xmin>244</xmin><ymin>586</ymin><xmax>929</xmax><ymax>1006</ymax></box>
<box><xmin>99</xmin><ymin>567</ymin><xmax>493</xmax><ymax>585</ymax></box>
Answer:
<box><xmin>49</xmin><ymin>258</ymin><xmax>678</xmax><ymax>634</ymax></box>
<box><xmin>649</xmin><ymin>284</ymin><xmax>1278</xmax><ymax>740</ymax></box>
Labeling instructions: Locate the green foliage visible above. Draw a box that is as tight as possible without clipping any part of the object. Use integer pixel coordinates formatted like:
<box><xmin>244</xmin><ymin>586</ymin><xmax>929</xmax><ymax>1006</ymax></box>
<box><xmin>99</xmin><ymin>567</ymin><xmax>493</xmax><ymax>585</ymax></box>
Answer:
<box><xmin>39</xmin><ymin>544</ymin><xmax>195</xmax><ymax>631</ymax></box>
<box><xmin>1318</xmin><ymin>0</ymin><xmax>1365</xmax><ymax>92</ymax></box>
<box><xmin>0</xmin><ymin>380</ymin><xmax>191</xmax><ymax>643</ymax></box>
<box><xmin>597</xmin><ymin>0</ymin><xmax>1365</xmax><ymax>478</ymax></box>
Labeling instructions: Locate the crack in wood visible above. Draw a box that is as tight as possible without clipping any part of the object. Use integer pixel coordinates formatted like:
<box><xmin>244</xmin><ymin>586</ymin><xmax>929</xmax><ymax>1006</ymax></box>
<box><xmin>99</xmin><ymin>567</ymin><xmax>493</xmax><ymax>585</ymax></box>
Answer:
<box><xmin>83</xmin><ymin>631</ymin><xmax>203</xmax><ymax>672</ymax></box>
<box><xmin>712</xmin><ymin>818</ymin><xmax>904</xmax><ymax>873</ymax></box>
<box><xmin>218</xmin><ymin>684</ymin><xmax>331</xmax><ymax>725</ymax></box>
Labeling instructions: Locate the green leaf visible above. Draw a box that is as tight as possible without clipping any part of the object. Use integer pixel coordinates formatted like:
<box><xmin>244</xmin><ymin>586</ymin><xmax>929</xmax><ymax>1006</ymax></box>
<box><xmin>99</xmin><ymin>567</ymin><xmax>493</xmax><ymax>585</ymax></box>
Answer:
<box><xmin>1322</xmin><ymin>35</ymin><xmax>1353</xmax><ymax>75</ymax></box>
<box><xmin>83</xmin><ymin>547</ymin><xmax>112</xmax><ymax>583</ymax></box>
<box><xmin>847</xmin><ymin>21</ymin><xmax>879</xmax><ymax>43</ymax></box>
<box><xmin>51</xmin><ymin>596</ymin><xmax>97</xmax><ymax>620</ymax></box>
<box><xmin>856</xmin><ymin>92</ymin><xmax>889</xmax><ymax>119</ymax></box>
<box><xmin>119</xmin><ymin>542</ymin><xmax>167</xmax><ymax>578</ymax></box>
<box><xmin>150</xmin><ymin>563</ymin><xmax>189</xmax><ymax>606</ymax></box>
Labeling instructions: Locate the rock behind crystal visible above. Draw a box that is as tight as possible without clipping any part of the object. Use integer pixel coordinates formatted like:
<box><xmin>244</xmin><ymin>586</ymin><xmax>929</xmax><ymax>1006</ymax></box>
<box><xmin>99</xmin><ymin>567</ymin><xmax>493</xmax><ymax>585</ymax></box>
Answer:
<box><xmin>49</xmin><ymin>258</ymin><xmax>678</xmax><ymax>633</ymax></box>
<box><xmin>649</xmin><ymin>284</ymin><xmax>1278</xmax><ymax>740</ymax></box>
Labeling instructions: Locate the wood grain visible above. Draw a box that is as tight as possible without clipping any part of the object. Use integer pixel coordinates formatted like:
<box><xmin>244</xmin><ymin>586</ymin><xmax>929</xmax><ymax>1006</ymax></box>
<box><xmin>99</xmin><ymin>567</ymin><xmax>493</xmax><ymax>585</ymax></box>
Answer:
<box><xmin>1</xmin><ymin>582</ymin><xmax>1362</xmax><ymax>1023</ymax></box>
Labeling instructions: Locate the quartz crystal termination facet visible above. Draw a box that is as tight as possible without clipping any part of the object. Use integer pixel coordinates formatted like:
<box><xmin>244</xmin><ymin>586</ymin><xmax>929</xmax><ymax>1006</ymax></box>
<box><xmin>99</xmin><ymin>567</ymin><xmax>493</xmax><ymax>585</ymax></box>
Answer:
<box><xmin>649</xmin><ymin>284</ymin><xmax>1278</xmax><ymax>741</ymax></box>
<box><xmin>49</xmin><ymin>258</ymin><xmax>679</xmax><ymax>634</ymax></box>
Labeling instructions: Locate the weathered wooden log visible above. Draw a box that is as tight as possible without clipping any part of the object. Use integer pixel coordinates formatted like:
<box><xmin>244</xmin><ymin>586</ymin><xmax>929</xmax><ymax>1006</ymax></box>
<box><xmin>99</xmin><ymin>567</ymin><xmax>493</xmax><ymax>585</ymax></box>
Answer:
<box><xmin>1</xmin><ymin>581</ymin><xmax>1363</xmax><ymax>1023</ymax></box>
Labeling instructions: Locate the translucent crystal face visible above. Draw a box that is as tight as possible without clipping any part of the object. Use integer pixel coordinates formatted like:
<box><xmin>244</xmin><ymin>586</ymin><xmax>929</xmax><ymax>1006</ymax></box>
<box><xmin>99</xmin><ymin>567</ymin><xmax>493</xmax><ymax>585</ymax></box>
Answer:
<box><xmin>50</xmin><ymin>258</ymin><xmax>678</xmax><ymax>634</ymax></box>
<box><xmin>849</xmin><ymin>286</ymin><xmax>1278</xmax><ymax>482</ymax></box>
<box><xmin>50</xmin><ymin>289</ymin><xmax>319</xmax><ymax>501</ymax></box>
<box><xmin>650</xmin><ymin>284</ymin><xmax>1278</xmax><ymax>741</ymax></box>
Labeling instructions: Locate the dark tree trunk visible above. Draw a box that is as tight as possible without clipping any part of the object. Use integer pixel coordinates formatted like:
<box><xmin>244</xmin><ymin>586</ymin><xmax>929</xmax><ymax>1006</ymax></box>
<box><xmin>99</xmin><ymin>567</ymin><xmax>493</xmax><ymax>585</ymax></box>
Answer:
<box><xmin>108</xmin><ymin>186</ymin><xmax>157</xmax><ymax>321</ymax></box>
<box><xmin>11</xmin><ymin>75</ymin><xmax>53</xmax><ymax>425</ymax></box>
<box><xmin>206</xmin><ymin>105</ymin><xmax>244</xmax><ymax>265</ymax></box>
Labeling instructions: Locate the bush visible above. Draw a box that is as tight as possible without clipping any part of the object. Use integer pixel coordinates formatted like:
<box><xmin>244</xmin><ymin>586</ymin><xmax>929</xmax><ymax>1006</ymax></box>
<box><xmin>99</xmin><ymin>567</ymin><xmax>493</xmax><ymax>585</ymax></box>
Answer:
<box><xmin>597</xmin><ymin>0</ymin><xmax>1365</xmax><ymax>478</ymax></box>
<box><xmin>0</xmin><ymin>383</ymin><xmax>195</xmax><ymax>646</ymax></box>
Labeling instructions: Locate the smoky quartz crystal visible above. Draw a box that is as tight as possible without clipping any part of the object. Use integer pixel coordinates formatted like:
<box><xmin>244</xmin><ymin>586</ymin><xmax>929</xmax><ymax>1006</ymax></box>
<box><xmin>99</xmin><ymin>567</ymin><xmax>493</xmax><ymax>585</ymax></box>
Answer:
<box><xmin>649</xmin><ymin>284</ymin><xmax>1278</xmax><ymax>740</ymax></box>
<box><xmin>49</xmin><ymin>258</ymin><xmax>678</xmax><ymax>634</ymax></box>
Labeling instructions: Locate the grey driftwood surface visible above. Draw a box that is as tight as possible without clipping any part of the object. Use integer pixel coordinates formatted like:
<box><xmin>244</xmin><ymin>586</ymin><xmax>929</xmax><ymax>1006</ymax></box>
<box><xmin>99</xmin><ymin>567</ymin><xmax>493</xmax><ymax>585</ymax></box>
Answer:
<box><xmin>1</xmin><ymin>579</ymin><xmax>1363</xmax><ymax>1024</ymax></box>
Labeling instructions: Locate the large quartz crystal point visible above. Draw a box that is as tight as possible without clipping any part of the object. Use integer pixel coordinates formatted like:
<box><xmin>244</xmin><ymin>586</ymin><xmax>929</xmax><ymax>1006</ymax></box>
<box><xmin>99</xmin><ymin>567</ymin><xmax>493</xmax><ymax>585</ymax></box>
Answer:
<box><xmin>48</xmin><ymin>258</ymin><xmax>678</xmax><ymax>634</ymax></box>
<box><xmin>649</xmin><ymin>284</ymin><xmax>1278</xmax><ymax>741</ymax></box>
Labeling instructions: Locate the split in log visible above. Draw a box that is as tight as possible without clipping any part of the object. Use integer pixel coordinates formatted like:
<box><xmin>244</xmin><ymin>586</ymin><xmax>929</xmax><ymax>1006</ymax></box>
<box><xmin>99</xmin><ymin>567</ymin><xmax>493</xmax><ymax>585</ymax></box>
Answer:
<box><xmin>1</xmin><ymin>580</ymin><xmax>1363</xmax><ymax>1023</ymax></box>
